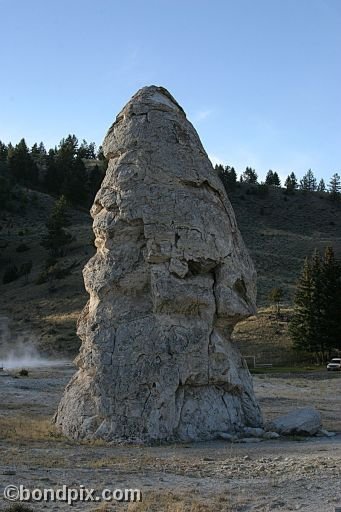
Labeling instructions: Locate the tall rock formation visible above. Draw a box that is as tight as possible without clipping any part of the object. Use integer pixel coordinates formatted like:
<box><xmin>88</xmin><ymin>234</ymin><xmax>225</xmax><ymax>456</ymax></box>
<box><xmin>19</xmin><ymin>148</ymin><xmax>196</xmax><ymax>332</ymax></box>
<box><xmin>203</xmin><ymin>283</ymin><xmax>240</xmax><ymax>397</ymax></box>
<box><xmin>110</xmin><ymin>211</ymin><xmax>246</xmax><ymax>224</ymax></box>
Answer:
<box><xmin>54</xmin><ymin>86</ymin><xmax>262</xmax><ymax>442</ymax></box>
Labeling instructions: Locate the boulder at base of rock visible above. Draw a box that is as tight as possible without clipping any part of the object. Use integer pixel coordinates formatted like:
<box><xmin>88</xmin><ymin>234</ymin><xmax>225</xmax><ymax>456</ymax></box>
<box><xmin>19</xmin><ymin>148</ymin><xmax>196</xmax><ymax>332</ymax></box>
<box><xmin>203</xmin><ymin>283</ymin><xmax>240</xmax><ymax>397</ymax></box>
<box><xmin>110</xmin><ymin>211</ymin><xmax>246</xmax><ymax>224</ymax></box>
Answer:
<box><xmin>269</xmin><ymin>407</ymin><xmax>322</xmax><ymax>436</ymax></box>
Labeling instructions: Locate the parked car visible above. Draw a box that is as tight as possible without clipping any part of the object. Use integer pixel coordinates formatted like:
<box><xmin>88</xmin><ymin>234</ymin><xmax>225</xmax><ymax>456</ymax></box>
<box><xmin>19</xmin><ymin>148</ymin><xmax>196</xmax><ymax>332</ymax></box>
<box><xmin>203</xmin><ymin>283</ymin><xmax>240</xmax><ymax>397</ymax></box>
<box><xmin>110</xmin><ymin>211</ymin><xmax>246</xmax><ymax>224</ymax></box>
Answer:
<box><xmin>326</xmin><ymin>358</ymin><xmax>341</xmax><ymax>371</ymax></box>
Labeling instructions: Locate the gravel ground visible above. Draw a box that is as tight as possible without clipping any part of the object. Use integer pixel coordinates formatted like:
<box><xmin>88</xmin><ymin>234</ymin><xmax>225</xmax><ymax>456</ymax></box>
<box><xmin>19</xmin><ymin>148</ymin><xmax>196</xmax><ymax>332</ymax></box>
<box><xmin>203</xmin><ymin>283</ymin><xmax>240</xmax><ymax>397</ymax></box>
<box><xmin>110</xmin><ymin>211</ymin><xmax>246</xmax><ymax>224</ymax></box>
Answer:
<box><xmin>0</xmin><ymin>364</ymin><xmax>341</xmax><ymax>511</ymax></box>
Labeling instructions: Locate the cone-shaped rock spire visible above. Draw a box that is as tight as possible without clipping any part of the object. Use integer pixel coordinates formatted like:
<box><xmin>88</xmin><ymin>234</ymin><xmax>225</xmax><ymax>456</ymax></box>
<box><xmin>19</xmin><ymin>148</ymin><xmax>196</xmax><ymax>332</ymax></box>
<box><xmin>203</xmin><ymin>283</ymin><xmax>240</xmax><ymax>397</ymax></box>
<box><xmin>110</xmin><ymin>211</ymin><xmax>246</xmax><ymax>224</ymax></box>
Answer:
<box><xmin>54</xmin><ymin>86</ymin><xmax>262</xmax><ymax>442</ymax></box>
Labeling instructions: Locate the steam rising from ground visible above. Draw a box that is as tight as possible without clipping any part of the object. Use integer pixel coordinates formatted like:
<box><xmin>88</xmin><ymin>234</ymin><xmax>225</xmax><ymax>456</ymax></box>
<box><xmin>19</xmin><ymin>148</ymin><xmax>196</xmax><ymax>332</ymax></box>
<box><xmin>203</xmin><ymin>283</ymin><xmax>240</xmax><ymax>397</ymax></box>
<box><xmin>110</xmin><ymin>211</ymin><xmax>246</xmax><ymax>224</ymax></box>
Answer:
<box><xmin>1</xmin><ymin>340</ymin><xmax>54</xmax><ymax>369</ymax></box>
<box><xmin>0</xmin><ymin>315</ymin><xmax>70</xmax><ymax>370</ymax></box>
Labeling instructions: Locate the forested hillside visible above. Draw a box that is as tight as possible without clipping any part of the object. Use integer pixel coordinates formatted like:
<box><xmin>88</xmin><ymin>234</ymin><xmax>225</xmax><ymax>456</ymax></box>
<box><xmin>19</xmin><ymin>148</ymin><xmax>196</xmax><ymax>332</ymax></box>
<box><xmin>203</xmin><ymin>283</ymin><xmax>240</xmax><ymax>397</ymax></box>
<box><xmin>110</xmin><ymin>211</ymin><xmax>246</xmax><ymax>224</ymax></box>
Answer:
<box><xmin>0</xmin><ymin>138</ymin><xmax>340</xmax><ymax>357</ymax></box>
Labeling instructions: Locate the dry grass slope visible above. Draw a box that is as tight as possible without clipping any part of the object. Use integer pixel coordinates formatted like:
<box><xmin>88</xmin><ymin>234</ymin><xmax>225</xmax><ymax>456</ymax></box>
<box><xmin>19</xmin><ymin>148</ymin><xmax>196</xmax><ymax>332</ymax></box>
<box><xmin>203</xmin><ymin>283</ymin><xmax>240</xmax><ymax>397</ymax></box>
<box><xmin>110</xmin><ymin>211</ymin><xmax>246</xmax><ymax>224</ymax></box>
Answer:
<box><xmin>0</xmin><ymin>184</ymin><xmax>340</xmax><ymax>362</ymax></box>
<box><xmin>230</xmin><ymin>185</ymin><xmax>341</xmax><ymax>304</ymax></box>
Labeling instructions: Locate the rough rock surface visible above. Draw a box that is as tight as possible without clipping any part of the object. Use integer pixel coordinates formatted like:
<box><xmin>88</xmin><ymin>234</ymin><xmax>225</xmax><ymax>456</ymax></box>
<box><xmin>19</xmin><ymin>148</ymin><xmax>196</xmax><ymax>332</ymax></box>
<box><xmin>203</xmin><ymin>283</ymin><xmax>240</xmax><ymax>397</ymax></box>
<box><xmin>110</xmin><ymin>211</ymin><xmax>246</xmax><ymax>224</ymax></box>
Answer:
<box><xmin>269</xmin><ymin>407</ymin><xmax>322</xmax><ymax>435</ymax></box>
<box><xmin>54</xmin><ymin>85</ymin><xmax>262</xmax><ymax>442</ymax></box>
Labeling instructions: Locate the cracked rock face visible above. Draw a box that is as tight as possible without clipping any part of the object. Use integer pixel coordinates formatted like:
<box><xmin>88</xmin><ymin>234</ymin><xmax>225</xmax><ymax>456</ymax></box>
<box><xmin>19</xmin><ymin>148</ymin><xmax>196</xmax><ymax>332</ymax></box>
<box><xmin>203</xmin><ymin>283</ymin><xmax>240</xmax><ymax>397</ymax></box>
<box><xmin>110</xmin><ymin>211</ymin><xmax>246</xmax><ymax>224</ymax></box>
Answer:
<box><xmin>54</xmin><ymin>85</ymin><xmax>262</xmax><ymax>442</ymax></box>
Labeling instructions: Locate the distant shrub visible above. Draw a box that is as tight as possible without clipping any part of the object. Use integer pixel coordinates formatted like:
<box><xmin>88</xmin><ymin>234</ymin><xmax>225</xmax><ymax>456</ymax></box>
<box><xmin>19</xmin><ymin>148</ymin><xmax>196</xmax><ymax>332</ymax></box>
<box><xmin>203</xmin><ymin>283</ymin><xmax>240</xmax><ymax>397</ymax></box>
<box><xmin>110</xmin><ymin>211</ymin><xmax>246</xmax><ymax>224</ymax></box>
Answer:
<box><xmin>3</xmin><ymin>264</ymin><xmax>19</xmax><ymax>284</ymax></box>
<box><xmin>0</xmin><ymin>175</ymin><xmax>14</xmax><ymax>210</ymax></box>
<box><xmin>20</xmin><ymin>260</ymin><xmax>33</xmax><ymax>283</ymax></box>
<box><xmin>31</xmin><ymin>192</ymin><xmax>38</xmax><ymax>204</ymax></box>
<box><xmin>16</xmin><ymin>242</ymin><xmax>30</xmax><ymax>253</ymax></box>
<box><xmin>41</xmin><ymin>195</ymin><xmax>72</xmax><ymax>258</ymax></box>
<box><xmin>36</xmin><ymin>262</ymin><xmax>73</xmax><ymax>285</ymax></box>
<box><xmin>48</xmin><ymin>283</ymin><xmax>57</xmax><ymax>294</ymax></box>
<box><xmin>19</xmin><ymin>368</ymin><xmax>29</xmax><ymax>377</ymax></box>
<box><xmin>45</xmin><ymin>256</ymin><xmax>58</xmax><ymax>267</ymax></box>
<box><xmin>35</xmin><ymin>272</ymin><xmax>47</xmax><ymax>285</ymax></box>
<box><xmin>255</xmin><ymin>183</ymin><xmax>269</xmax><ymax>197</ymax></box>
<box><xmin>0</xmin><ymin>256</ymin><xmax>11</xmax><ymax>267</ymax></box>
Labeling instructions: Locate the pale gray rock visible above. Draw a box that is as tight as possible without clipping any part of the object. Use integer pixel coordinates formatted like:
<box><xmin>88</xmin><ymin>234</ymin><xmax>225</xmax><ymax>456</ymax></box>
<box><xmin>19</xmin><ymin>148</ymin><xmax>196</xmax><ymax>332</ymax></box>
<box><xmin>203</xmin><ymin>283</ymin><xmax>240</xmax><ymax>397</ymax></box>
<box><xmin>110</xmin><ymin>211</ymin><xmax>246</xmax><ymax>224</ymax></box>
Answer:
<box><xmin>316</xmin><ymin>428</ymin><xmax>336</xmax><ymax>437</ymax></box>
<box><xmin>54</xmin><ymin>85</ymin><xmax>262</xmax><ymax>442</ymax></box>
<box><xmin>269</xmin><ymin>407</ymin><xmax>322</xmax><ymax>436</ymax></box>
<box><xmin>242</xmin><ymin>426</ymin><xmax>265</xmax><ymax>437</ymax></box>
<box><xmin>262</xmin><ymin>431</ymin><xmax>280</xmax><ymax>439</ymax></box>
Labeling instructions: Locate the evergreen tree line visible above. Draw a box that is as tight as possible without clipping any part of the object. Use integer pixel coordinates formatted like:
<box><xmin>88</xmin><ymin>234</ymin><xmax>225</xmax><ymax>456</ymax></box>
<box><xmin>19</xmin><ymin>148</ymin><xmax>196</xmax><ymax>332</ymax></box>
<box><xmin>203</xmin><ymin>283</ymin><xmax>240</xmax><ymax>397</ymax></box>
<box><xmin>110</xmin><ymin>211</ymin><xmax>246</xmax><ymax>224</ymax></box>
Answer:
<box><xmin>216</xmin><ymin>164</ymin><xmax>341</xmax><ymax>199</ymax></box>
<box><xmin>0</xmin><ymin>136</ymin><xmax>107</xmax><ymax>208</ymax></box>
<box><xmin>1</xmin><ymin>136</ymin><xmax>340</xmax><ymax>205</ymax></box>
<box><xmin>289</xmin><ymin>247</ymin><xmax>341</xmax><ymax>363</ymax></box>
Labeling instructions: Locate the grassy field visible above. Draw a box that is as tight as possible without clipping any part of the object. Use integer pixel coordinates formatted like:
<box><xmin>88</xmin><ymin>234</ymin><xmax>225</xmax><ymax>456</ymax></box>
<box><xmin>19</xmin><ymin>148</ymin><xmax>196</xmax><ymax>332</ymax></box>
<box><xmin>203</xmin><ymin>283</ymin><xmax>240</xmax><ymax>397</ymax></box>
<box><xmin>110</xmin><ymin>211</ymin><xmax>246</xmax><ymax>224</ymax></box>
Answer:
<box><xmin>232</xmin><ymin>307</ymin><xmax>313</xmax><ymax>366</ymax></box>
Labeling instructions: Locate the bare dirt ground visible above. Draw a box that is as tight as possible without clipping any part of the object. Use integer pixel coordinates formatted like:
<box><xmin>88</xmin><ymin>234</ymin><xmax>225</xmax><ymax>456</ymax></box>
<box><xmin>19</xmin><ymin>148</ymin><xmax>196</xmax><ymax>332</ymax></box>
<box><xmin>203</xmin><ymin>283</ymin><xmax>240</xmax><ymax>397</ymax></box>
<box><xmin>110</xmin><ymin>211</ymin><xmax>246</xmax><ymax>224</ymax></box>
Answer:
<box><xmin>0</xmin><ymin>364</ymin><xmax>341</xmax><ymax>512</ymax></box>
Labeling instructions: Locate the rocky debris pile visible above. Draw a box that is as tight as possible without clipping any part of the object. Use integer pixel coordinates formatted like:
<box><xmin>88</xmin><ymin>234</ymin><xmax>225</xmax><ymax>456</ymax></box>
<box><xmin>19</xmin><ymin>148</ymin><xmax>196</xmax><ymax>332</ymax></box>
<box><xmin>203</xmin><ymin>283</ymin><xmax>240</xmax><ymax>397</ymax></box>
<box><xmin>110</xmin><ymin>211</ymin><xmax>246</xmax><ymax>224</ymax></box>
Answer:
<box><xmin>217</xmin><ymin>426</ymin><xmax>279</xmax><ymax>442</ymax></box>
<box><xmin>129</xmin><ymin>451</ymin><xmax>341</xmax><ymax>480</ymax></box>
<box><xmin>54</xmin><ymin>85</ymin><xmax>262</xmax><ymax>443</ymax></box>
<box><xmin>217</xmin><ymin>409</ymin><xmax>334</xmax><ymax>442</ymax></box>
<box><xmin>207</xmin><ymin>454</ymin><xmax>341</xmax><ymax>479</ymax></box>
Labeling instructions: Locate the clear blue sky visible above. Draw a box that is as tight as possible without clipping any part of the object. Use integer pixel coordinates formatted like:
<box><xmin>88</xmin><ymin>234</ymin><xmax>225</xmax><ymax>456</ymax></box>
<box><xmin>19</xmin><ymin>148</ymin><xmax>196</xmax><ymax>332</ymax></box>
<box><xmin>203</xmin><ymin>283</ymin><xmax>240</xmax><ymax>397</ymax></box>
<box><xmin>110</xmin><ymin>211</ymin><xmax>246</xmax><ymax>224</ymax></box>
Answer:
<box><xmin>1</xmin><ymin>0</ymin><xmax>340</xmax><ymax>183</ymax></box>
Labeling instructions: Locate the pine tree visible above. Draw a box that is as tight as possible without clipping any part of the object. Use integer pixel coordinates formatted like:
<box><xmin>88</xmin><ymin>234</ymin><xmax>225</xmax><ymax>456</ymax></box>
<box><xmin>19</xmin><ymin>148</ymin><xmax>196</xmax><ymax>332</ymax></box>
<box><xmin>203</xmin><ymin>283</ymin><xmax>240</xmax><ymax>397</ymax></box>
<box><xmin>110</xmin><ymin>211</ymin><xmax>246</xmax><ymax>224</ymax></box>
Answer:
<box><xmin>265</xmin><ymin>170</ymin><xmax>274</xmax><ymax>185</ymax></box>
<box><xmin>44</xmin><ymin>135</ymin><xmax>88</xmax><ymax>204</ymax></box>
<box><xmin>290</xmin><ymin>248</ymin><xmax>341</xmax><ymax>362</ymax></box>
<box><xmin>300</xmin><ymin>169</ymin><xmax>317</xmax><ymax>192</ymax></box>
<box><xmin>61</xmin><ymin>155</ymin><xmax>88</xmax><ymax>206</ymax></box>
<box><xmin>285</xmin><ymin>175</ymin><xmax>294</xmax><ymax>193</ymax></box>
<box><xmin>88</xmin><ymin>164</ymin><xmax>105</xmax><ymax>204</ymax></box>
<box><xmin>8</xmin><ymin>138</ymin><xmax>39</xmax><ymax>186</ymax></box>
<box><xmin>309</xmin><ymin>250</ymin><xmax>326</xmax><ymax>357</ymax></box>
<box><xmin>217</xmin><ymin>165</ymin><xmax>237</xmax><ymax>191</ymax></box>
<box><xmin>320</xmin><ymin>247</ymin><xmax>341</xmax><ymax>353</ymax></box>
<box><xmin>268</xmin><ymin>287</ymin><xmax>283</xmax><ymax>314</ymax></box>
<box><xmin>41</xmin><ymin>196</ymin><xmax>72</xmax><ymax>257</ymax></box>
<box><xmin>58</xmin><ymin>134</ymin><xmax>78</xmax><ymax>160</ymax></box>
<box><xmin>289</xmin><ymin>250</ymin><xmax>328</xmax><ymax>363</ymax></box>
<box><xmin>0</xmin><ymin>141</ymin><xmax>9</xmax><ymax>176</ymax></box>
<box><xmin>308</xmin><ymin>169</ymin><xmax>317</xmax><ymax>191</ymax></box>
<box><xmin>289</xmin><ymin>258</ymin><xmax>318</xmax><ymax>360</ymax></box>
<box><xmin>78</xmin><ymin>140</ymin><xmax>96</xmax><ymax>159</ymax></box>
<box><xmin>241</xmin><ymin>166</ymin><xmax>258</xmax><ymax>184</ymax></box>
<box><xmin>38</xmin><ymin>142</ymin><xmax>46</xmax><ymax>155</ymax></box>
<box><xmin>284</xmin><ymin>172</ymin><xmax>297</xmax><ymax>193</ymax></box>
<box><xmin>317</xmin><ymin>179</ymin><xmax>326</xmax><ymax>192</ymax></box>
<box><xmin>328</xmin><ymin>173</ymin><xmax>341</xmax><ymax>201</ymax></box>
<box><xmin>97</xmin><ymin>146</ymin><xmax>106</xmax><ymax>160</ymax></box>
<box><xmin>44</xmin><ymin>148</ymin><xmax>62</xmax><ymax>195</ymax></box>
<box><xmin>272</xmin><ymin>171</ymin><xmax>281</xmax><ymax>187</ymax></box>
<box><xmin>0</xmin><ymin>141</ymin><xmax>8</xmax><ymax>161</ymax></box>
<box><xmin>31</xmin><ymin>141</ymin><xmax>47</xmax><ymax>173</ymax></box>
<box><xmin>290</xmin><ymin>172</ymin><xmax>297</xmax><ymax>189</ymax></box>
<box><xmin>31</xmin><ymin>143</ymin><xmax>40</xmax><ymax>157</ymax></box>
<box><xmin>229</xmin><ymin>167</ymin><xmax>237</xmax><ymax>187</ymax></box>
